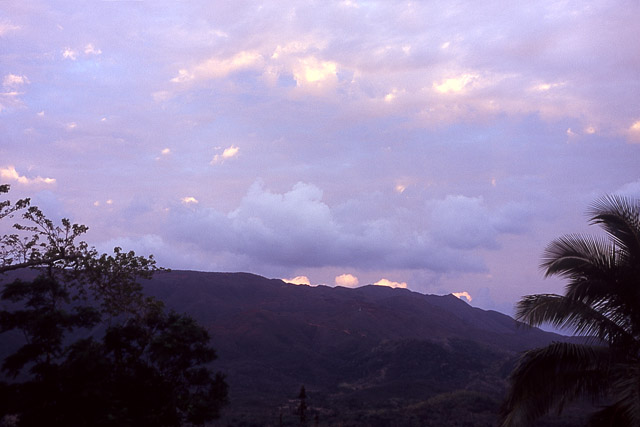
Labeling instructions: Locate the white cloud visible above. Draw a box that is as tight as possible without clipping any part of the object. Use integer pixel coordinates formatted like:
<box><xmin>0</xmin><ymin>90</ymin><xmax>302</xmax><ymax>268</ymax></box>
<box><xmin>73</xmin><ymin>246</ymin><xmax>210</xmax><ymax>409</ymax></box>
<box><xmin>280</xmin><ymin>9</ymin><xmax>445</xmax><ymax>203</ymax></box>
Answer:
<box><xmin>294</xmin><ymin>57</ymin><xmax>337</xmax><ymax>84</ymax></box>
<box><xmin>172</xmin><ymin>51</ymin><xmax>263</xmax><ymax>83</ymax></box>
<box><xmin>62</xmin><ymin>47</ymin><xmax>77</xmax><ymax>60</ymax></box>
<box><xmin>292</xmin><ymin>57</ymin><xmax>339</xmax><ymax>94</ymax></box>
<box><xmin>3</xmin><ymin>74</ymin><xmax>29</xmax><ymax>88</ymax></box>
<box><xmin>170</xmin><ymin>69</ymin><xmax>194</xmax><ymax>83</ymax></box>
<box><xmin>335</xmin><ymin>273</ymin><xmax>359</xmax><ymax>287</ymax></box>
<box><xmin>0</xmin><ymin>166</ymin><xmax>56</xmax><ymax>186</ymax></box>
<box><xmin>84</xmin><ymin>44</ymin><xmax>102</xmax><ymax>55</ymax></box>
<box><xmin>0</xmin><ymin>20</ymin><xmax>20</xmax><ymax>36</ymax></box>
<box><xmin>433</xmin><ymin>73</ymin><xmax>478</xmax><ymax>94</ymax></box>
<box><xmin>283</xmin><ymin>276</ymin><xmax>311</xmax><ymax>285</ymax></box>
<box><xmin>374</xmin><ymin>278</ymin><xmax>407</xmax><ymax>289</ymax></box>
<box><xmin>181</xmin><ymin>196</ymin><xmax>198</xmax><ymax>205</ymax></box>
<box><xmin>629</xmin><ymin>120</ymin><xmax>640</xmax><ymax>143</ymax></box>
<box><xmin>211</xmin><ymin>145</ymin><xmax>240</xmax><ymax>164</ymax></box>
<box><xmin>452</xmin><ymin>291</ymin><xmax>472</xmax><ymax>302</ymax></box>
<box><xmin>531</xmin><ymin>82</ymin><xmax>564</xmax><ymax>92</ymax></box>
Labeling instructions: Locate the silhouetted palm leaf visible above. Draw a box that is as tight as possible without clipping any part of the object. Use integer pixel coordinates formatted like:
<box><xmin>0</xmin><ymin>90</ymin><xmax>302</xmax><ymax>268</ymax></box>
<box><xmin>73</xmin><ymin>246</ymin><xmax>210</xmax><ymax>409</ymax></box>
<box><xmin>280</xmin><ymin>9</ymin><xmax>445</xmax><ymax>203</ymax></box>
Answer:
<box><xmin>502</xmin><ymin>195</ymin><xmax>640</xmax><ymax>426</ymax></box>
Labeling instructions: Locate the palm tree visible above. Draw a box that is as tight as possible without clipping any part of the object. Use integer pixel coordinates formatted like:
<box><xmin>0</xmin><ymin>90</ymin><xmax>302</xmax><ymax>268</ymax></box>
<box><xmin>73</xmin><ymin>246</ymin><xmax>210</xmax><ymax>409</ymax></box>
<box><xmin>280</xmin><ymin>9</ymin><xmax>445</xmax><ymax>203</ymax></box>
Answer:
<box><xmin>501</xmin><ymin>195</ymin><xmax>640</xmax><ymax>426</ymax></box>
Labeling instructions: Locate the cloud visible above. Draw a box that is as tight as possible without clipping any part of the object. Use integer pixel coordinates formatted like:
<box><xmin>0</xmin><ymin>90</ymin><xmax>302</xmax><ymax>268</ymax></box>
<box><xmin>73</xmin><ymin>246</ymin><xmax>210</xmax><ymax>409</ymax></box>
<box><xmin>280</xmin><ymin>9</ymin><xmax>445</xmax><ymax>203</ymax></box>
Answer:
<box><xmin>294</xmin><ymin>57</ymin><xmax>338</xmax><ymax>85</ymax></box>
<box><xmin>335</xmin><ymin>273</ymin><xmax>359</xmax><ymax>287</ymax></box>
<box><xmin>374</xmin><ymin>278</ymin><xmax>407</xmax><ymax>289</ymax></box>
<box><xmin>211</xmin><ymin>145</ymin><xmax>240</xmax><ymax>165</ymax></box>
<box><xmin>615</xmin><ymin>180</ymin><xmax>640</xmax><ymax>198</ymax></box>
<box><xmin>62</xmin><ymin>47</ymin><xmax>77</xmax><ymax>60</ymax></box>
<box><xmin>629</xmin><ymin>120</ymin><xmax>640</xmax><ymax>143</ymax></box>
<box><xmin>429</xmin><ymin>196</ymin><xmax>532</xmax><ymax>250</ymax></box>
<box><xmin>84</xmin><ymin>44</ymin><xmax>102</xmax><ymax>55</ymax></box>
<box><xmin>433</xmin><ymin>73</ymin><xmax>478</xmax><ymax>94</ymax></box>
<box><xmin>283</xmin><ymin>276</ymin><xmax>311</xmax><ymax>286</ymax></box>
<box><xmin>3</xmin><ymin>74</ymin><xmax>29</xmax><ymax>88</ymax></box>
<box><xmin>0</xmin><ymin>166</ymin><xmax>55</xmax><ymax>186</ymax></box>
<box><xmin>181</xmin><ymin>196</ymin><xmax>198</xmax><ymax>205</ymax></box>
<box><xmin>172</xmin><ymin>51</ymin><xmax>263</xmax><ymax>83</ymax></box>
<box><xmin>0</xmin><ymin>20</ymin><xmax>20</xmax><ymax>36</ymax></box>
<box><xmin>163</xmin><ymin>181</ymin><xmax>495</xmax><ymax>273</ymax></box>
<box><xmin>452</xmin><ymin>291</ymin><xmax>472</xmax><ymax>302</ymax></box>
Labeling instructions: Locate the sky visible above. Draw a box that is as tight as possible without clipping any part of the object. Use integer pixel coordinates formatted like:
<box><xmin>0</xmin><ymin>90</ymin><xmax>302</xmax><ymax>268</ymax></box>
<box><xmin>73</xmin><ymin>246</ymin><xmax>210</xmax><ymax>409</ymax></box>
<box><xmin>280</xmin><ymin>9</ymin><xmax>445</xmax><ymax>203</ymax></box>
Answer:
<box><xmin>1</xmin><ymin>1</ymin><xmax>639</xmax><ymax>316</ymax></box>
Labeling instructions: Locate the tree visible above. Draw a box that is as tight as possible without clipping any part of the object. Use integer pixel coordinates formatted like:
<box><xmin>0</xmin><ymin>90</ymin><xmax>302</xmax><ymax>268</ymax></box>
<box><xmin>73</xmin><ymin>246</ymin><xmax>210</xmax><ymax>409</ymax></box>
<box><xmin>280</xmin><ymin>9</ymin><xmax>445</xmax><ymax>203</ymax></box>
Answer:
<box><xmin>297</xmin><ymin>385</ymin><xmax>307</xmax><ymax>426</ymax></box>
<box><xmin>501</xmin><ymin>195</ymin><xmax>640</xmax><ymax>426</ymax></box>
<box><xmin>0</xmin><ymin>184</ymin><xmax>227</xmax><ymax>426</ymax></box>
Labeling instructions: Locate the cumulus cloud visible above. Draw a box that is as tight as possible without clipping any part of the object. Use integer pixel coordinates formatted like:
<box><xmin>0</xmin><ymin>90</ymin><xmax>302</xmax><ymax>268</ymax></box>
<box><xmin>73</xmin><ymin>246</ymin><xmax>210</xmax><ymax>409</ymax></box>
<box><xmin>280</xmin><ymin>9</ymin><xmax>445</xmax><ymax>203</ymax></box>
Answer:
<box><xmin>166</xmin><ymin>181</ymin><xmax>487</xmax><ymax>273</ymax></box>
<box><xmin>293</xmin><ymin>57</ymin><xmax>338</xmax><ymax>86</ymax></box>
<box><xmin>335</xmin><ymin>273</ymin><xmax>359</xmax><ymax>287</ymax></box>
<box><xmin>181</xmin><ymin>196</ymin><xmax>198</xmax><ymax>205</ymax></box>
<box><xmin>84</xmin><ymin>44</ymin><xmax>102</xmax><ymax>55</ymax></box>
<box><xmin>3</xmin><ymin>74</ymin><xmax>29</xmax><ymax>88</ymax></box>
<box><xmin>211</xmin><ymin>145</ymin><xmax>240</xmax><ymax>165</ymax></box>
<box><xmin>62</xmin><ymin>47</ymin><xmax>77</xmax><ymax>60</ymax></box>
<box><xmin>452</xmin><ymin>291</ymin><xmax>472</xmax><ymax>302</ymax></box>
<box><xmin>283</xmin><ymin>276</ymin><xmax>311</xmax><ymax>285</ymax></box>
<box><xmin>0</xmin><ymin>166</ymin><xmax>55</xmax><ymax>186</ymax></box>
<box><xmin>374</xmin><ymin>278</ymin><xmax>407</xmax><ymax>289</ymax></box>
<box><xmin>629</xmin><ymin>120</ymin><xmax>640</xmax><ymax>143</ymax></box>
<box><xmin>429</xmin><ymin>195</ymin><xmax>532</xmax><ymax>250</ymax></box>
<box><xmin>433</xmin><ymin>73</ymin><xmax>478</xmax><ymax>94</ymax></box>
<box><xmin>0</xmin><ymin>20</ymin><xmax>20</xmax><ymax>36</ymax></box>
<box><xmin>172</xmin><ymin>51</ymin><xmax>263</xmax><ymax>83</ymax></box>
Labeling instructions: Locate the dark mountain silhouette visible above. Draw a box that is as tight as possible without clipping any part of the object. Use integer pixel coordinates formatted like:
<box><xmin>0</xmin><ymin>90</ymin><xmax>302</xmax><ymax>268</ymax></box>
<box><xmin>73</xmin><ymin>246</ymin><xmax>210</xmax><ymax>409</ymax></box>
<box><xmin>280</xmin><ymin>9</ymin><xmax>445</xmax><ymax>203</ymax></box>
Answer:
<box><xmin>0</xmin><ymin>270</ymin><xmax>586</xmax><ymax>426</ymax></box>
<box><xmin>142</xmin><ymin>271</ymin><xmax>585</xmax><ymax>426</ymax></box>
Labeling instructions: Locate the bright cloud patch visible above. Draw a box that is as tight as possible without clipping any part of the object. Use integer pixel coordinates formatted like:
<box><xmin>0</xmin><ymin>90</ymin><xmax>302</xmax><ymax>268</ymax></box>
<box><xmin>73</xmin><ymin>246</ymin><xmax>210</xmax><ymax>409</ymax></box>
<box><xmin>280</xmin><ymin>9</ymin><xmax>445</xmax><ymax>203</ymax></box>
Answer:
<box><xmin>211</xmin><ymin>145</ymin><xmax>240</xmax><ymax>165</ymax></box>
<box><xmin>531</xmin><ymin>82</ymin><xmax>564</xmax><ymax>92</ymax></box>
<box><xmin>3</xmin><ymin>74</ymin><xmax>29</xmax><ymax>88</ymax></box>
<box><xmin>452</xmin><ymin>291</ymin><xmax>472</xmax><ymax>302</ymax></box>
<box><xmin>629</xmin><ymin>120</ymin><xmax>640</xmax><ymax>143</ymax></box>
<box><xmin>283</xmin><ymin>276</ymin><xmax>311</xmax><ymax>285</ymax></box>
<box><xmin>62</xmin><ymin>47</ymin><xmax>77</xmax><ymax>60</ymax></box>
<box><xmin>293</xmin><ymin>57</ymin><xmax>338</xmax><ymax>88</ymax></box>
<box><xmin>172</xmin><ymin>51</ymin><xmax>263</xmax><ymax>83</ymax></box>
<box><xmin>374</xmin><ymin>278</ymin><xmax>407</xmax><ymax>289</ymax></box>
<box><xmin>0</xmin><ymin>166</ymin><xmax>55</xmax><ymax>185</ymax></box>
<box><xmin>335</xmin><ymin>273</ymin><xmax>359</xmax><ymax>287</ymax></box>
<box><xmin>0</xmin><ymin>20</ymin><xmax>20</xmax><ymax>36</ymax></box>
<box><xmin>433</xmin><ymin>74</ymin><xmax>478</xmax><ymax>93</ymax></box>
<box><xmin>84</xmin><ymin>44</ymin><xmax>102</xmax><ymax>55</ymax></box>
<box><xmin>181</xmin><ymin>197</ymin><xmax>198</xmax><ymax>204</ymax></box>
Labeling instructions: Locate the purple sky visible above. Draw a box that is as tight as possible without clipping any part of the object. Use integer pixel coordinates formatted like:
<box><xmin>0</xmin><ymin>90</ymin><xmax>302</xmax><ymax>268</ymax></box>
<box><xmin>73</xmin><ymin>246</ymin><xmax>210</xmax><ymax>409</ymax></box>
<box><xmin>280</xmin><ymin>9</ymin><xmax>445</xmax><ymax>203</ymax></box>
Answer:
<box><xmin>1</xmin><ymin>1</ymin><xmax>639</xmax><ymax>315</ymax></box>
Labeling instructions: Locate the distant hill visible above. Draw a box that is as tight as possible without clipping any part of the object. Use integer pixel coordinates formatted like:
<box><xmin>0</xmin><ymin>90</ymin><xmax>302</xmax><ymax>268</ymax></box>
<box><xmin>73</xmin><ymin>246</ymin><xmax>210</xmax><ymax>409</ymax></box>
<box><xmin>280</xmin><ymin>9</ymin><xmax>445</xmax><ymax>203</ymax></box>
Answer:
<box><xmin>0</xmin><ymin>269</ymin><xmax>587</xmax><ymax>426</ymax></box>
<box><xmin>142</xmin><ymin>271</ymin><xmax>586</xmax><ymax>426</ymax></box>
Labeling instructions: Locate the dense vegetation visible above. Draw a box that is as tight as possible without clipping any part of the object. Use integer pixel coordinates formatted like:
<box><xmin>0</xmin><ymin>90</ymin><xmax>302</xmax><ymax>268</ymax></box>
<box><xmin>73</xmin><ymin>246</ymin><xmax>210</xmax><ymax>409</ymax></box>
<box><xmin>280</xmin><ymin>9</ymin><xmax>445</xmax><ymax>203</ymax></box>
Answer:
<box><xmin>0</xmin><ymin>184</ymin><xmax>227</xmax><ymax>426</ymax></box>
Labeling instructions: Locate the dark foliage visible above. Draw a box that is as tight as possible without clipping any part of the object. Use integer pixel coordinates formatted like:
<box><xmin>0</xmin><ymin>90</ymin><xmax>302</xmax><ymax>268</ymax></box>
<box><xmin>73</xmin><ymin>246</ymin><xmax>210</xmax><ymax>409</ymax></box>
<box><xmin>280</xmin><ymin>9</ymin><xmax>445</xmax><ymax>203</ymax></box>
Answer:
<box><xmin>0</xmin><ymin>184</ymin><xmax>227</xmax><ymax>426</ymax></box>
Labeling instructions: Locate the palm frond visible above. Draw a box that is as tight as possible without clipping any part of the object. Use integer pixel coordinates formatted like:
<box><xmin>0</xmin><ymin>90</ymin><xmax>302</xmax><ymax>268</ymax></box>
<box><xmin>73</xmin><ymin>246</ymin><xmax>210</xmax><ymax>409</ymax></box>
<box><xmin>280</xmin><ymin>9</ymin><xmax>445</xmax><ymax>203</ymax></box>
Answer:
<box><xmin>541</xmin><ymin>234</ymin><xmax>640</xmax><ymax>330</ymax></box>
<box><xmin>501</xmin><ymin>342</ymin><xmax>612</xmax><ymax>427</ymax></box>
<box><xmin>606</xmin><ymin>362</ymin><xmax>640</xmax><ymax>426</ymax></box>
<box><xmin>541</xmin><ymin>234</ymin><xmax>616</xmax><ymax>280</ymax></box>
<box><xmin>516</xmin><ymin>294</ymin><xmax>633</xmax><ymax>345</ymax></box>
<box><xmin>589</xmin><ymin>195</ymin><xmax>640</xmax><ymax>262</ymax></box>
